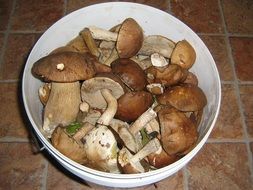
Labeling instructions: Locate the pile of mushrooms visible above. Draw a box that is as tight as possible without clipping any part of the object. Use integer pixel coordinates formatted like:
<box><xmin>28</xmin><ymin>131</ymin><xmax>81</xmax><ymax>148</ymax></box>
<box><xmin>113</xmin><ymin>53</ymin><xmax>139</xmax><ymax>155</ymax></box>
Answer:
<box><xmin>31</xmin><ymin>18</ymin><xmax>207</xmax><ymax>174</ymax></box>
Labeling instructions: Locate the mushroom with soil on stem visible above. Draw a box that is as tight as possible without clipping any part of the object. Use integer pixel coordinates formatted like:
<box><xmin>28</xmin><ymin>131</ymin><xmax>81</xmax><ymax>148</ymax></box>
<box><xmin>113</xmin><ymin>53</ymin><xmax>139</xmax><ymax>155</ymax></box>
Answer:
<box><xmin>32</xmin><ymin>51</ymin><xmax>96</xmax><ymax>137</ymax></box>
<box><xmin>88</xmin><ymin>18</ymin><xmax>144</xmax><ymax>65</ymax></box>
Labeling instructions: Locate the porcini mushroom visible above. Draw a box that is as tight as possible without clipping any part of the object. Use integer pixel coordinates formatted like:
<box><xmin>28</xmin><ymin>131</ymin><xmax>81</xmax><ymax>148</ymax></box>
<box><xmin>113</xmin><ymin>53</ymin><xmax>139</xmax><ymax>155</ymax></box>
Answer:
<box><xmin>157</xmin><ymin>84</ymin><xmax>207</xmax><ymax>112</ymax></box>
<box><xmin>32</xmin><ymin>52</ymin><xmax>96</xmax><ymax>136</ymax></box>
<box><xmin>88</xmin><ymin>18</ymin><xmax>144</xmax><ymax>59</ymax></box>
<box><xmin>81</xmin><ymin>77</ymin><xmax>124</xmax><ymax>109</ymax></box>
<box><xmin>138</xmin><ymin>35</ymin><xmax>175</xmax><ymax>58</ymax></box>
<box><xmin>115</xmin><ymin>91</ymin><xmax>153</xmax><ymax>122</ymax></box>
<box><xmin>171</xmin><ymin>40</ymin><xmax>196</xmax><ymax>70</ymax></box>
<box><xmin>118</xmin><ymin>138</ymin><xmax>161</xmax><ymax>174</ymax></box>
<box><xmin>111</xmin><ymin>58</ymin><xmax>147</xmax><ymax>91</ymax></box>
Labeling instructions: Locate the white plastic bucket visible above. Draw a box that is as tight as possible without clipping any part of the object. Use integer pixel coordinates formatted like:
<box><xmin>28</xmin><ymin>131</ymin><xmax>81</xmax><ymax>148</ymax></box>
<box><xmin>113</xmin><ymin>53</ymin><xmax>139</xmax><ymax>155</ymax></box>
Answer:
<box><xmin>22</xmin><ymin>2</ymin><xmax>221</xmax><ymax>188</ymax></box>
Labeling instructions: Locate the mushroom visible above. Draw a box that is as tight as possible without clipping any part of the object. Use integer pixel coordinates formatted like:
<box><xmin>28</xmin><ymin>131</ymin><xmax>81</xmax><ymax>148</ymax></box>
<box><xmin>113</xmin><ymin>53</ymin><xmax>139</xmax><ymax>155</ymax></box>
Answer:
<box><xmin>77</xmin><ymin>108</ymin><xmax>102</xmax><ymax>126</ymax></box>
<box><xmin>182</xmin><ymin>71</ymin><xmax>198</xmax><ymax>86</ymax></box>
<box><xmin>145</xmin><ymin>64</ymin><xmax>187</xmax><ymax>87</ymax></box>
<box><xmin>81</xmin><ymin>77</ymin><xmax>124</xmax><ymax>109</ymax></box>
<box><xmin>138</xmin><ymin>35</ymin><xmax>175</xmax><ymax>58</ymax></box>
<box><xmin>130</xmin><ymin>56</ymin><xmax>152</xmax><ymax>70</ymax></box>
<box><xmin>111</xmin><ymin>58</ymin><xmax>147</xmax><ymax>91</ymax></box>
<box><xmin>82</xmin><ymin>124</ymin><xmax>120</xmax><ymax>173</ymax></box>
<box><xmin>157</xmin><ymin>84</ymin><xmax>207</xmax><ymax>112</ymax></box>
<box><xmin>171</xmin><ymin>40</ymin><xmax>196</xmax><ymax>70</ymax></box>
<box><xmin>72</xmin><ymin>122</ymin><xmax>95</xmax><ymax>144</ymax></box>
<box><xmin>51</xmin><ymin>125</ymin><xmax>88</xmax><ymax>164</ymax></box>
<box><xmin>158</xmin><ymin>107</ymin><xmax>198</xmax><ymax>155</ymax></box>
<box><xmin>88</xmin><ymin>18</ymin><xmax>144</xmax><ymax>59</ymax></box>
<box><xmin>115</xmin><ymin>91</ymin><xmax>153</xmax><ymax>122</ymax></box>
<box><xmin>38</xmin><ymin>83</ymin><xmax>51</xmax><ymax>105</ymax></box>
<box><xmin>50</xmin><ymin>46</ymin><xmax>79</xmax><ymax>54</ymax></box>
<box><xmin>146</xmin><ymin>83</ymin><xmax>164</xmax><ymax>95</ymax></box>
<box><xmin>66</xmin><ymin>35</ymin><xmax>89</xmax><ymax>53</ymax></box>
<box><xmin>32</xmin><ymin>52</ymin><xmax>97</xmax><ymax>136</ymax></box>
<box><xmin>150</xmin><ymin>53</ymin><xmax>169</xmax><ymax>67</ymax></box>
<box><xmin>118</xmin><ymin>138</ymin><xmax>161</xmax><ymax>174</ymax></box>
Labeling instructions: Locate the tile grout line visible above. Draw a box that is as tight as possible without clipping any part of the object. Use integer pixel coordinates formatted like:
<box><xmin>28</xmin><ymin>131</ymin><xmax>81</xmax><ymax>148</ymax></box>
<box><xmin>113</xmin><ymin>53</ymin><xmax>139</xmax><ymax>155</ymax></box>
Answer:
<box><xmin>218</xmin><ymin>0</ymin><xmax>253</xmax><ymax>182</ymax></box>
<box><xmin>183</xmin><ymin>166</ymin><xmax>189</xmax><ymax>190</ymax></box>
<box><xmin>41</xmin><ymin>159</ymin><xmax>49</xmax><ymax>190</ymax></box>
<box><xmin>63</xmin><ymin>0</ymin><xmax>68</xmax><ymax>16</ymax></box>
<box><xmin>0</xmin><ymin>0</ymin><xmax>17</xmax><ymax>77</ymax></box>
<box><xmin>167</xmin><ymin>0</ymin><xmax>172</xmax><ymax>13</ymax></box>
<box><xmin>0</xmin><ymin>79</ymin><xmax>19</xmax><ymax>83</ymax></box>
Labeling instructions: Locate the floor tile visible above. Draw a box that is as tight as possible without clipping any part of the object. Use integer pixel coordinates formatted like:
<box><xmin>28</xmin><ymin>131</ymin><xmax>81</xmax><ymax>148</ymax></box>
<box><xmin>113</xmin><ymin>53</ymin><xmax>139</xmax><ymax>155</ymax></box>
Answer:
<box><xmin>47</xmin><ymin>161</ymin><xmax>108</xmax><ymax>190</ymax></box>
<box><xmin>0</xmin><ymin>33</ymin><xmax>4</xmax><ymax>54</ymax></box>
<box><xmin>0</xmin><ymin>143</ymin><xmax>46</xmax><ymax>189</ymax></box>
<box><xmin>128</xmin><ymin>171</ymin><xmax>183</xmax><ymax>190</ymax></box>
<box><xmin>0</xmin><ymin>83</ymin><xmax>30</xmax><ymax>139</ymax></box>
<box><xmin>0</xmin><ymin>0</ymin><xmax>13</xmax><ymax>31</ymax></box>
<box><xmin>0</xmin><ymin>33</ymin><xmax>35</xmax><ymax>80</ymax></box>
<box><xmin>239</xmin><ymin>85</ymin><xmax>253</xmax><ymax>138</ymax></box>
<box><xmin>210</xmin><ymin>84</ymin><xmax>243</xmax><ymax>139</ymax></box>
<box><xmin>230</xmin><ymin>37</ymin><xmax>253</xmax><ymax>82</ymax></box>
<box><xmin>11</xmin><ymin>0</ymin><xmax>64</xmax><ymax>31</ymax></box>
<box><xmin>200</xmin><ymin>35</ymin><xmax>233</xmax><ymax>81</ymax></box>
<box><xmin>120</xmin><ymin>0</ymin><xmax>170</xmax><ymax>11</ymax></box>
<box><xmin>221</xmin><ymin>0</ymin><xmax>253</xmax><ymax>34</ymax></box>
<box><xmin>250</xmin><ymin>142</ymin><xmax>253</xmax><ymax>158</ymax></box>
<box><xmin>187</xmin><ymin>143</ymin><xmax>253</xmax><ymax>190</ymax></box>
<box><xmin>171</xmin><ymin>0</ymin><xmax>224</xmax><ymax>33</ymax></box>
<box><xmin>66</xmin><ymin>0</ymin><xmax>118</xmax><ymax>13</ymax></box>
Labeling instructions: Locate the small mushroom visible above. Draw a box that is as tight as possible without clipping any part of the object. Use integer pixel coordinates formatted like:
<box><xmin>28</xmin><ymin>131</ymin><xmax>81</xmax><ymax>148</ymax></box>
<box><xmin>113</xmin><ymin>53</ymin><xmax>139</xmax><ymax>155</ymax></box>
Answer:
<box><xmin>81</xmin><ymin>77</ymin><xmax>124</xmax><ymax>109</ymax></box>
<box><xmin>88</xmin><ymin>18</ymin><xmax>144</xmax><ymax>58</ymax></box>
<box><xmin>73</xmin><ymin>122</ymin><xmax>95</xmax><ymax>144</ymax></box>
<box><xmin>171</xmin><ymin>40</ymin><xmax>196</xmax><ymax>70</ymax></box>
<box><xmin>118</xmin><ymin>138</ymin><xmax>161</xmax><ymax>174</ymax></box>
<box><xmin>32</xmin><ymin>52</ymin><xmax>96</xmax><ymax>136</ymax></box>
<box><xmin>82</xmin><ymin>125</ymin><xmax>120</xmax><ymax>173</ymax></box>
<box><xmin>138</xmin><ymin>35</ymin><xmax>176</xmax><ymax>58</ymax></box>
<box><xmin>115</xmin><ymin>91</ymin><xmax>153</xmax><ymax>122</ymax></box>
<box><xmin>157</xmin><ymin>84</ymin><xmax>207</xmax><ymax>112</ymax></box>
<box><xmin>182</xmin><ymin>71</ymin><xmax>198</xmax><ymax>86</ymax></box>
<box><xmin>145</xmin><ymin>64</ymin><xmax>187</xmax><ymax>87</ymax></box>
<box><xmin>111</xmin><ymin>58</ymin><xmax>147</xmax><ymax>91</ymax></box>
<box><xmin>77</xmin><ymin>108</ymin><xmax>102</xmax><ymax>126</ymax></box>
<box><xmin>51</xmin><ymin>125</ymin><xmax>88</xmax><ymax>164</ymax></box>
<box><xmin>158</xmin><ymin>107</ymin><xmax>198</xmax><ymax>155</ymax></box>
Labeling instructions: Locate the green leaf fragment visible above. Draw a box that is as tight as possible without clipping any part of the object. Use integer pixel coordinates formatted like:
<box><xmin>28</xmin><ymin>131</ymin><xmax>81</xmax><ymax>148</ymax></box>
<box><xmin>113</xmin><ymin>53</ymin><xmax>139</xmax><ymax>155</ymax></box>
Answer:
<box><xmin>66</xmin><ymin>122</ymin><xmax>82</xmax><ymax>135</ymax></box>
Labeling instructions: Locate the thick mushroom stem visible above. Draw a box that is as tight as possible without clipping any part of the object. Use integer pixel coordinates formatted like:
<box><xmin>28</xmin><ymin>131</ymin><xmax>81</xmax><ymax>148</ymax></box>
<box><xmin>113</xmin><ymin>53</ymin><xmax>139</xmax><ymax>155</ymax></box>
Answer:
<box><xmin>88</xmin><ymin>26</ymin><xmax>118</xmax><ymax>41</ymax></box>
<box><xmin>130</xmin><ymin>138</ymin><xmax>161</xmax><ymax>163</ymax></box>
<box><xmin>97</xmin><ymin>89</ymin><xmax>117</xmax><ymax>126</ymax></box>
<box><xmin>43</xmin><ymin>82</ymin><xmax>81</xmax><ymax>137</ymax></box>
<box><xmin>129</xmin><ymin>108</ymin><xmax>157</xmax><ymax>135</ymax></box>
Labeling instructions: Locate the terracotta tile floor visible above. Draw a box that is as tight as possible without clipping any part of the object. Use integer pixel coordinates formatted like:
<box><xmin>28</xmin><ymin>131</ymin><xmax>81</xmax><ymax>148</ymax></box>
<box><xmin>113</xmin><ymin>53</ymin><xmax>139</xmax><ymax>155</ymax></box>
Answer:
<box><xmin>0</xmin><ymin>0</ymin><xmax>252</xmax><ymax>189</ymax></box>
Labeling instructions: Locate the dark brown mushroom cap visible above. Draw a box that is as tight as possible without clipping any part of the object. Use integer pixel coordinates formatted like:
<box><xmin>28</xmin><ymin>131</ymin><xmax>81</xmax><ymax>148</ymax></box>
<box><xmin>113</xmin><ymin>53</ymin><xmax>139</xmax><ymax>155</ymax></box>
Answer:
<box><xmin>157</xmin><ymin>84</ymin><xmax>207</xmax><ymax>111</ymax></box>
<box><xmin>32</xmin><ymin>52</ymin><xmax>96</xmax><ymax>82</ymax></box>
<box><xmin>158</xmin><ymin>107</ymin><xmax>198</xmax><ymax>155</ymax></box>
<box><xmin>116</xmin><ymin>18</ymin><xmax>144</xmax><ymax>58</ymax></box>
<box><xmin>115</xmin><ymin>91</ymin><xmax>153</xmax><ymax>122</ymax></box>
<box><xmin>146</xmin><ymin>64</ymin><xmax>187</xmax><ymax>87</ymax></box>
<box><xmin>181</xmin><ymin>71</ymin><xmax>198</xmax><ymax>86</ymax></box>
<box><xmin>111</xmin><ymin>58</ymin><xmax>147</xmax><ymax>91</ymax></box>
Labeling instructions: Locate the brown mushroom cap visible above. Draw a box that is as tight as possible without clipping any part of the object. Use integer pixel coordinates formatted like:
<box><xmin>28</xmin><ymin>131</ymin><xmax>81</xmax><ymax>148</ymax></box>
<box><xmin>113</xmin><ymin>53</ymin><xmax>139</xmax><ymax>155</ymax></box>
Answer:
<box><xmin>111</xmin><ymin>58</ymin><xmax>147</xmax><ymax>91</ymax></box>
<box><xmin>81</xmin><ymin>77</ymin><xmax>124</xmax><ymax>109</ymax></box>
<box><xmin>146</xmin><ymin>64</ymin><xmax>187</xmax><ymax>87</ymax></box>
<box><xmin>116</xmin><ymin>18</ymin><xmax>144</xmax><ymax>58</ymax></box>
<box><xmin>182</xmin><ymin>71</ymin><xmax>198</xmax><ymax>86</ymax></box>
<box><xmin>157</xmin><ymin>85</ymin><xmax>207</xmax><ymax>111</ymax></box>
<box><xmin>115</xmin><ymin>91</ymin><xmax>153</xmax><ymax>122</ymax></box>
<box><xmin>158</xmin><ymin>107</ymin><xmax>198</xmax><ymax>155</ymax></box>
<box><xmin>32</xmin><ymin>52</ymin><xmax>96</xmax><ymax>82</ymax></box>
<box><xmin>171</xmin><ymin>40</ymin><xmax>196</xmax><ymax>70</ymax></box>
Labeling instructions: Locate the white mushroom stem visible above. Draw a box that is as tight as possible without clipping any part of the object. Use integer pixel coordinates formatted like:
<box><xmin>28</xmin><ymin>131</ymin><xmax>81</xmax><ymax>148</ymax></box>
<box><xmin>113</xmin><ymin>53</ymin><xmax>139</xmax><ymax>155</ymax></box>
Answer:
<box><xmin>129</xmin><ymin>108</ymin><xmax>157</xmax><ymax>135</ymax></box>
<box><xmin>43</xmin><ymin>82</ymin><xmax>81</xmax><ymax>137</ymax></box>
<box><xmin>79</xmin><ymin>101</ymin><xmax>90</xmax><ymax>113</ymax></box>
<box><xmin>130</xmin><ymin>138</ymin><xmax>161</xmax><ymax>163</ymax></box>
<box><xmin>151</xmin><ymin>53</ymin><xmax>169</xmax><ymax>67</ymax></box>
<box><xmin>88</xmin><ymin>26</ymin><xmax>118</xmax><ymax>41</ymax></box>
<box><xmin>97</xmin><ymin>89</ymin><xmax>117</xmax><ymax>126</ymax></box>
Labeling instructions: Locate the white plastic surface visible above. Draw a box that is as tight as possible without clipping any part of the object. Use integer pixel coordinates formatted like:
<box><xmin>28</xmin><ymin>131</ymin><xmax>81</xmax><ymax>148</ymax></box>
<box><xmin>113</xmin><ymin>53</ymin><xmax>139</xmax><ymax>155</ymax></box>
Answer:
<box><xmin>22</xmin><ymin>2</ymin><xmax>221</xmax><ymax>188</ymax></box>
